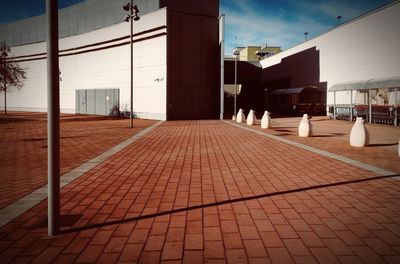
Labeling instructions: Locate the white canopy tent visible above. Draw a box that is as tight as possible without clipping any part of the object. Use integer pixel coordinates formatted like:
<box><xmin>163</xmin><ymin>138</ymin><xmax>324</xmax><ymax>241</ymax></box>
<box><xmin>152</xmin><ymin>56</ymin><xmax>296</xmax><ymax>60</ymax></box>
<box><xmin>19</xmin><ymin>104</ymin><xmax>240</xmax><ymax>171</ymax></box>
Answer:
<box><xmin>329</xmin><ymin>76</ymin><xmax>400</xmax><ymax>125</ymax></box>
<box><xmin>224</xmin><ymin>84</ymin><xmax>242</xmax><ymax>96</ymax></box>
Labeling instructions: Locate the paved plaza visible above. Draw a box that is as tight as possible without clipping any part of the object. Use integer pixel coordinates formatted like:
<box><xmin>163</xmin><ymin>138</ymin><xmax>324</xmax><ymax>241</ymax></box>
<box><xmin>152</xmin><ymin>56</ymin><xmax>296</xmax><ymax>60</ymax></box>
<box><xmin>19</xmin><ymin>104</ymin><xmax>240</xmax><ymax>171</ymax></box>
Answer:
<box><xmin>0</xmin><ymin>114</ymin><xmax>400</xmax><ymax>263</ymax></box>
<box><xmin>0</xmin><ymin>112</ymin><xmax>156</xmax><ymax>209</ymax></box>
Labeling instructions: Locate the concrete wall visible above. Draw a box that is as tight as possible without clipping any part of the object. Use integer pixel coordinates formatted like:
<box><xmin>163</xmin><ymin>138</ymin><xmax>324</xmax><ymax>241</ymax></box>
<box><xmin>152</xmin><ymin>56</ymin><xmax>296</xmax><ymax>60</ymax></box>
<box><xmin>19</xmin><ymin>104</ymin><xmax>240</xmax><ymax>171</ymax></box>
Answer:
<box><xmin>0</xmin><ymin>8</ymin><xmax>167</xmax><ymax>120</ymax></box>
<box><xmin>260</xmin><ymin>1</ymin><xmax>400</xmax><ymax>107</ymax></box>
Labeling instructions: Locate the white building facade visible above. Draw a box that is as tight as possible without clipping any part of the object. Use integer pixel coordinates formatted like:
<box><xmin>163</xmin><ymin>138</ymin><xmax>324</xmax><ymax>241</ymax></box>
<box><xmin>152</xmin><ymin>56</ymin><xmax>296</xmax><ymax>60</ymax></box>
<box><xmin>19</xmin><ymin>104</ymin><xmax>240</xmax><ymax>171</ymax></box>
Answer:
<box><xmin>260</xmin><ymin>1</ymin><xmax>400</xmax><ymax>114</ymax></box>
<box><xmin>0</xmin><ymin>0</ymin><xmax>221</xmax><ymax>120</ymax></box>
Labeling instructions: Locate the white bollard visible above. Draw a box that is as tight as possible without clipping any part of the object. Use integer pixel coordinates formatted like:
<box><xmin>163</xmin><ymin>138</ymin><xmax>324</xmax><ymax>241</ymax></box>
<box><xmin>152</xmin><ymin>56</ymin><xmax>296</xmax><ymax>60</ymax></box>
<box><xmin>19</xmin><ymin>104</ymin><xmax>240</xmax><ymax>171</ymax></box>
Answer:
<box><xmin>298</xmin><ymin>114</ymin><xmax>312</xmax><ymax>137</ymax></box>
<box><xmin>236</xmin><ymin>109</ymin><xmax>246</xmax><ymax>123</ymax></box>
<box><xmin>247</xmin><ymin>109</ymin><xmax>256</xmax><ymax>125</ymax></box>
<box><xmin>261</xmin><ymin>111</ymin><xmax>272</xmax><ymax>129</ymax></box>
<box><xmin>350</xmin><ymin>117</ymin><xmax>369</xmax><ymax>147</ymax></box>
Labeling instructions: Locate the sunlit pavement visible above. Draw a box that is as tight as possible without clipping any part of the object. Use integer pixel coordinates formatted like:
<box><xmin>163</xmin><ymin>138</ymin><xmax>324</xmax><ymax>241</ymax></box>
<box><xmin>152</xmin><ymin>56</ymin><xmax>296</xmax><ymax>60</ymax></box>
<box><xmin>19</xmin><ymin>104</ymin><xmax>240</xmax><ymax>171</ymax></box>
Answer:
<box><xmin>0</xmin><ymin>118</ymin><xmax>399</xmax><ymax>263</ymax></box>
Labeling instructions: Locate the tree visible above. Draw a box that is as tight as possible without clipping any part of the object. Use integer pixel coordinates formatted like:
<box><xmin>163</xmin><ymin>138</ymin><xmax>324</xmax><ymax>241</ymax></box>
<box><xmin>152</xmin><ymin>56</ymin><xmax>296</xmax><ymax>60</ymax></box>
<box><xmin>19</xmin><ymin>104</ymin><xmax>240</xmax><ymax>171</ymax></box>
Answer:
<box><xmin>0</xmin><ymin>42</ymin><xmax>26</xmax><ymax>115</ymax></box>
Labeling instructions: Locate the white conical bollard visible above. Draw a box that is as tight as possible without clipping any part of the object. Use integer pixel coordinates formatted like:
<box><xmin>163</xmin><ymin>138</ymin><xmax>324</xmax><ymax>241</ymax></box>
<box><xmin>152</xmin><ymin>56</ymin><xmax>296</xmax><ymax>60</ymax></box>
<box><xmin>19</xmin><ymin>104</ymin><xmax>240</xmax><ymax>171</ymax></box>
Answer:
<box><xmin>350</xmin><ymin>117</ymin><xmax>369</xmax><ymax>147</ymax></box>
<box><xmin>236</xmin><ymin>109</ymin><xmax>246</xmax><ymax>123</ymax></box>
<box><xmin>298</xmin><ymin>114</ymin><xmax>312</xmax><ymax>137</ymax></box>
<box><xmin>247</xmin><ymin>109</ymin><xmax>256</xmax><ymax>125</ymax></box>
<box><xmin>398</xmin><ymin>139</ymin><xmax>400</xmax><ymax>158</ymax></box>
<box><xmin>261</xmin><ymin>111</ymin><xmax>272</xmax><ymax>129</ymax></box>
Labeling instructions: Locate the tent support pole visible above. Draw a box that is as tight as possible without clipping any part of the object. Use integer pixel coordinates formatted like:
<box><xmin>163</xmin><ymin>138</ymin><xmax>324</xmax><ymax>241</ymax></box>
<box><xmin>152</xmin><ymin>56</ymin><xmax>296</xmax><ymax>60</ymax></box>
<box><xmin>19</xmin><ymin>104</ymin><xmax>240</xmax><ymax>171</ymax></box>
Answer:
<box><xmin>350</xmin><ymin>90</ymin><xmax>353</xmax><ymax>122</ymax></box>
<box><xmin>368</xmin><ymin>89</ymin><xmax>372</xmax><ymax>124</ymax></box>
<box><xmin>333</xmin><ymin>91</ymin><xmax>336</xmax><ymax>120</ymax></box>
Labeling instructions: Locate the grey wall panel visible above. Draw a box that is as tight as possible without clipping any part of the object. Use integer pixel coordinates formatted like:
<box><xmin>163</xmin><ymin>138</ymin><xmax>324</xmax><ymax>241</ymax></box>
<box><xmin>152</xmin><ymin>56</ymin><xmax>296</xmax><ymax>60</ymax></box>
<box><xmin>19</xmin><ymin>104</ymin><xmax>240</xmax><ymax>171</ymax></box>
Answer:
<box><xmin>76</xmin><ymin>88</ymin><xmax>119</xmax><ymax>115</ymax></box>
<box><xmin>94</xmin><ymin>11</ymin><xmax>105</xmax><ymax>29</ymax></box>
<box><xmin>69</xmin><ymin>22</ymin><xmax>78</xmax><ymax>36</ymax></box>
<box><xmin>104</xmin><ymin>2</ymin><xmax>115</xmax><ymax>26</ymax></box>
<box><xmin>76</xmin><ymin>90</ymin><xmax>87</xmax><ymax>114</ymax></box>
<box><xmin>95</xmin><ymin>89</ymin><xmax>106</xmax><ymax>115</ymax></box>
<box><xmin>0</xmin><ymin>0</ymin><xmax>159</xmax><ymax>47</ymax></box>
<box><xmin>105</xmin><ymin>89</ymin><xmax>119</xmax><ymax>115</ymax></box>
<box><xmin>86</xmin><ymin>90</ymin><xmax>96</xmax><ymax>114</ymax></box>
<box><xmin>60</xmin><ymin>23</ymin><xmax>69</xmax><ymax>38</ymax></box>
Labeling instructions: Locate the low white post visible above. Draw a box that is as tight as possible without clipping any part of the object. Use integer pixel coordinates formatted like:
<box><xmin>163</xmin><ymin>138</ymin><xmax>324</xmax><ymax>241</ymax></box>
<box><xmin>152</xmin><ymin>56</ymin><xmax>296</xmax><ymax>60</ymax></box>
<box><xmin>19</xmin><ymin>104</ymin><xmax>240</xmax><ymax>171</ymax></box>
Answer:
<box><xmin>261</xmin><ymin>111</ymin><xmax>272</xmax><ymax>129</ymax></box>
<box><xmin>246</xmin><ymin>109</ymin><xmax>256</xmax><ymax>126</ymax></box>
<box><xmin>350</xmin><ymin>117</ymin><xmax>369</xmax><ymax>147</ymax></box>
<box><xmin>236</xmin><ymin>109</ymin><xmax>245</xmax><ymax>123</ymax></box>
<box><xmin>398</xmin><ymin>139</ymin><xmax>400</xmax><ymax>157</ymax></box>
<box><xmin>298</xmin><ymin>114</ymin><xmax>312</xmax><ymax>137</ymax></box>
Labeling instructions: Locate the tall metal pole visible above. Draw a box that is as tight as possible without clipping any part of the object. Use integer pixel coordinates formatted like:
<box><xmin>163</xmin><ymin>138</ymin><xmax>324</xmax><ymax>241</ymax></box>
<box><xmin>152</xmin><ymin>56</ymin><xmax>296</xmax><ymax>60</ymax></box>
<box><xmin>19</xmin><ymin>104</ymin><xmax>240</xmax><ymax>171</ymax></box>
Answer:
<box><xmin>219</xmin><ymin>14</ymin><xmax>225</xmax><ymax>120</ymax></box>
<box><xmin>130</xmin><ymin>0</ymin><xmax>134</xmax><ymax>128</ymax></box>
<box><xmin>234</xmin><ymin>53</ymin><xmax>237</xmax><ymax>119</ymax></box>
<box><xmin>395</xmin><ymin>88</ymin><xmax>398</xmax><ymax>126</ymax></box>
<box><xmin>46</xmin><ymin>0</ymin><xmax>60</xmax><ymax>236</ymax></box>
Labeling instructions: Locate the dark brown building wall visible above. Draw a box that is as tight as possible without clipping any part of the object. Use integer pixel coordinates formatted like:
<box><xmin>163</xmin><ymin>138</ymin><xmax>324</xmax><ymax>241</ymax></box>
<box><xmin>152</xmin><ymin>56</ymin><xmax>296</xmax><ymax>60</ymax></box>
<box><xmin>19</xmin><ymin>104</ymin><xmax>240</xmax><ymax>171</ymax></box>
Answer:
<box><xmin>161</xmin><ymin>0</ymin><xmax>220</xmax><ymax>120</ymax></box>
<box><xmin>260</xmin><ymin>47</ymin><xmax>323</xmax><ymax>90</ymax></box>
<box><xmin>224</xmin><ymin>47</ymin><xmax>327</xmax><ymax>117</ymax></box>
<box><xmin>224</xmin><ymin>60</ymin><xmax>263</xmax><ymax>117</ymax></box>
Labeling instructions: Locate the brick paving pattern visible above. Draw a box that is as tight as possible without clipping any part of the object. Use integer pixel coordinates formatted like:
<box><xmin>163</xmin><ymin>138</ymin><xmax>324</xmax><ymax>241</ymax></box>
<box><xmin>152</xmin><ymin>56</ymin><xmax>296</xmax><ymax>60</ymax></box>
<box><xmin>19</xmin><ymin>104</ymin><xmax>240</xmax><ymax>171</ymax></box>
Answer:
<box><xmin>244</xmin><ymin>116</ymin><xmax>400</xmax><ymax>173</ymax></box>
<box><xmin>0</xmin><ymin>112</ymin><xmax>156</xmax><ymax>209</ymax></box>
<box><xmin>0</xmin><ymin>120</ymin><xmax>399</xmax><ymax>263</ymax></box>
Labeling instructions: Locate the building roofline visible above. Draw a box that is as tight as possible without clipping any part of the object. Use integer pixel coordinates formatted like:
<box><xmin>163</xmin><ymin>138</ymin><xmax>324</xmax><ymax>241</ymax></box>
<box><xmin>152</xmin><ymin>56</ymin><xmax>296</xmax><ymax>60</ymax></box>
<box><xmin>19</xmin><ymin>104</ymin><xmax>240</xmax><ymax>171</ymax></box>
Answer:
<box><xmin>261</xmin><ymin>0</ymin><xmax>399</xmax><ymax>61</ymax></box>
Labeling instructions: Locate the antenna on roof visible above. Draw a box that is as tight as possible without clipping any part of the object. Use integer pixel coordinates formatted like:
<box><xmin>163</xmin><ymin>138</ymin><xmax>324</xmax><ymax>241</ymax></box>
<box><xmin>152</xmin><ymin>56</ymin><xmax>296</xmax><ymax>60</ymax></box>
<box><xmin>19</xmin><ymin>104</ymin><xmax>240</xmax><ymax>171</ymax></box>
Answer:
<box><xmin>337</xmin><ymin>15</ymin><xmax>342</xmax><ymax>25</ymax></box>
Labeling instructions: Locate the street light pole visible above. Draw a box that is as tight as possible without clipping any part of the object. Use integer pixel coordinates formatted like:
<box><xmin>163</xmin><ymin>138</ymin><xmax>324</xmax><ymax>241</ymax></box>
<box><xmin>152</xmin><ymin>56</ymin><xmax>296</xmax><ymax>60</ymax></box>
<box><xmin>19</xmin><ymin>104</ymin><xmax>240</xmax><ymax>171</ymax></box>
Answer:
<box><xmin>129</xmin><ymin>0</ymin><xmax>133</xmax><ymax>128</ymax></box>
<box><xmin>46</xmin><ymin>0</ymin><xmax>60</xmax><ymax>236</ymax></box>
<box><xmin>234</xmin><ymin>52</ymin><xmax>237</xmax><ymax>119</ymax></box>
<box><xmin>123</xmin><ymin>1</ymin><xmax>140</xmax><ymax>128</ymax></box>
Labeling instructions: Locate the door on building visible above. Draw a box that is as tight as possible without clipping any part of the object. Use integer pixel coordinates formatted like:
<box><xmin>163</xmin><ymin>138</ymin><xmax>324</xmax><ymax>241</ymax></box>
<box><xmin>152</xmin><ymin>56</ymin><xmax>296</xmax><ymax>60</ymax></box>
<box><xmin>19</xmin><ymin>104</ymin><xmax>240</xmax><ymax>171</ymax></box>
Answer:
<box><xmin>76</xmin><ymin>88</ymin><xmax>119</xmax><ymax>115</ymax></box>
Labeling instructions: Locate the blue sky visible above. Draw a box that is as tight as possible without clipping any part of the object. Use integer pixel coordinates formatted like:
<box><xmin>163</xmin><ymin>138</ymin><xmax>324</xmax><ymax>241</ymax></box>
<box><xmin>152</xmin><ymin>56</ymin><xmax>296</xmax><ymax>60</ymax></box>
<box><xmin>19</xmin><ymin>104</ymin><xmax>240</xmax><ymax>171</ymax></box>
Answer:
<box><xmin>0</xmin><ymin>0</ymin><xmax>393</xmax><ymax>53</ymax></box>
<box><xmin>220</xmin><ymin>0</ymin><xmax>393</xmax><ymax>53</ymax></box>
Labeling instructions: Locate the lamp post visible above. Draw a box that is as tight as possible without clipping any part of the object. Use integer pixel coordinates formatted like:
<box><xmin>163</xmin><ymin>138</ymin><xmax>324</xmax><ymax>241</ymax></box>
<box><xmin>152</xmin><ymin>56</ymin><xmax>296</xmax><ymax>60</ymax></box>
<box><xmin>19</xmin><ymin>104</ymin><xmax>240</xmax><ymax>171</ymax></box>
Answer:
<box><xmin>46</xmin><ymin>0</ymin><xmax>60</xmax><ymax>236</ymax></box>
<box><xmin>233</xmin><ymin>47</ymin><xmax>240</xmax><ymax>120</ymax></box>
<box><xmin>123</xmin><ymin>1</ymin><xmax>140</xmax><ymax>128</ymax></box>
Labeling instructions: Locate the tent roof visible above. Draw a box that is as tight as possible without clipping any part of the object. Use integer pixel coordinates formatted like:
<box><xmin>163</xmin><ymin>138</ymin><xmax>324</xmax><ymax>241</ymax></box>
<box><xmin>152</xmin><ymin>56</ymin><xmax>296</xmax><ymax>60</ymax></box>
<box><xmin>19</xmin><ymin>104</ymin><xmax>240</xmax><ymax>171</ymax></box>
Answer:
<box><xmin>329</xmin><ymin>76</ymin><xmax>400</xmax><ymax>92</ymax></box>
<box><xmin>271</xmin><ymin>86</ymin><xmax>320</xmax><ymax>95</ymax></box>
<box><xmin>224</xmin><ymin>84</ymin><xmax>242</xmax><ymax>95</ymax></box>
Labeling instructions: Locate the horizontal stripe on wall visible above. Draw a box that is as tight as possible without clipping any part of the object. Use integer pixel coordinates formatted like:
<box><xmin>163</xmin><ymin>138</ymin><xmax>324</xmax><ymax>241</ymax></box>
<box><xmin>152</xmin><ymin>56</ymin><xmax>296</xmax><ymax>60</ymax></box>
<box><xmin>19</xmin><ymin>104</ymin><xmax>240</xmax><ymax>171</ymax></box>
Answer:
<box><xmin>8</xmin><ymin>25</ymin><xmax>167</xmax><ymax>62</ymax></box>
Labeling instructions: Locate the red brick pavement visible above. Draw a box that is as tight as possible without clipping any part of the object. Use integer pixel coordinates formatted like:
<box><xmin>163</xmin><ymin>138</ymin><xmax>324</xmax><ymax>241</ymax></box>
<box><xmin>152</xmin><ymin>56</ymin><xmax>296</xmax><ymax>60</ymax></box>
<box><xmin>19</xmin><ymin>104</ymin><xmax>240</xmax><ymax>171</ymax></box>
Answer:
<box><xmin>0</xmin><ymin>120</ymin><xmax>399</xmax><ymax>263</ymax></box>
<box><xmin>244</xmin><ymin>116</ymin><xmax>400</xmax><ymax>173</ymax></box>
<box><xmin>0</xmin><ymin>112</ymin><xmax>156</xmax><ymax>209</ymax></box>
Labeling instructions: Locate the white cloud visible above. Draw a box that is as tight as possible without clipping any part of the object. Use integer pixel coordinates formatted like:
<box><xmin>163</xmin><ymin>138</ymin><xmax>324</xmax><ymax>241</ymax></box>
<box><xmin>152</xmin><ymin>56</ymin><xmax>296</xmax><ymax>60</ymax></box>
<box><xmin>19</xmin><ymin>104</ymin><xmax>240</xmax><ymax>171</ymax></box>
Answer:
<box><xmin>221</xmin><ymin>0</ymin><xmax>391</xmax><ymax>54</ymax></box>
<box><xmin>294</xmin><ymin>0</ymin><xmax>366</xmax><ymax>20</ymax></box>
<box><xmin>222</xmin><ymin>1</ymin><xmax>328</xmax><ymax>53</ymax></box>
